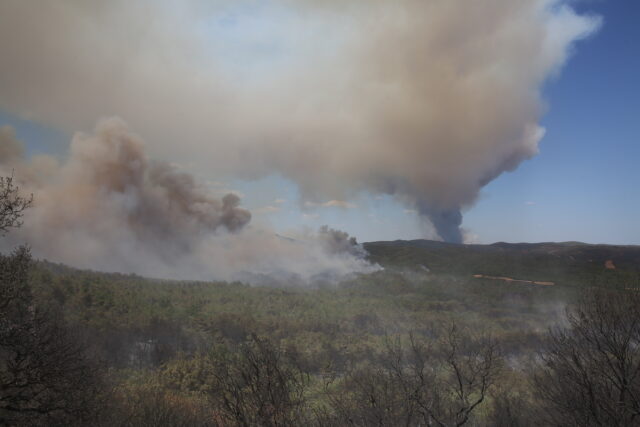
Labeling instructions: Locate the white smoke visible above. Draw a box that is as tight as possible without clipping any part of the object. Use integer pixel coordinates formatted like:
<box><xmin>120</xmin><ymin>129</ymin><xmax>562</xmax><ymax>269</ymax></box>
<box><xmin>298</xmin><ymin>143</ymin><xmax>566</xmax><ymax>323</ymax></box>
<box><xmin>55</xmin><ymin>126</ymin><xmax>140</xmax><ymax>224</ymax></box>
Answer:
<box><xmin>0</xmin><ymin>0</ymin><xmax>600</xmax><ymax>242</ymax></box>
<box><xmin>0</xmin><ymin>119</ymin><xmax>378</xmax><ymax>282</ymax></box>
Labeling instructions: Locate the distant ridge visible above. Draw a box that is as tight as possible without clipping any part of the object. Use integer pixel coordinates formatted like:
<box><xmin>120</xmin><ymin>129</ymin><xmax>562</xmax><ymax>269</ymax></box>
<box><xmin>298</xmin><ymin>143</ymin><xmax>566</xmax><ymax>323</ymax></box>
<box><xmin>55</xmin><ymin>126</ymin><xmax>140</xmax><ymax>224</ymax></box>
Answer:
<box><xmin>363</xmin><ymin>239</ymin><xmax>640</xmax><ymax>287</ymax></box>
<box><xmin>366</xmin><ymin>238</ymin><xmax>639</xmax><ymax>248</ymax></box>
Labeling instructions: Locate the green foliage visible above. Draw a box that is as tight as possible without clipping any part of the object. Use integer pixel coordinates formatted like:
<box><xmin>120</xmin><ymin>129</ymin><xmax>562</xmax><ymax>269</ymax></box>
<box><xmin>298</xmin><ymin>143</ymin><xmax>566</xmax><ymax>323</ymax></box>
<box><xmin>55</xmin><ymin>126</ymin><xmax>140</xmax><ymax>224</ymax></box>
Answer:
<box><xmin>365</xmin><ymin>239</ymin><xmax>640</xmax><ymax>288</ymax></box>
<box><xmin>1</xmin><ymin>249</ymin><xmax>102</xmax><ymax>426</ymax></box>
<box><xmin>7</xmin><ymin>237</ymin><xmax>639</xmax><ymax>425</ymax></box>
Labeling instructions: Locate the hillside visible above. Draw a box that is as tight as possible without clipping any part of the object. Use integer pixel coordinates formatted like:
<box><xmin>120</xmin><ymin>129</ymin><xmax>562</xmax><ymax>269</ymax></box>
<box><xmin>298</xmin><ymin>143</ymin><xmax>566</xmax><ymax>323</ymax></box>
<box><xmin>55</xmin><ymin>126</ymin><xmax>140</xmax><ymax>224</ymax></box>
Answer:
<box><xmin>2</xmin><ymin>238</ymin><xmax>635</xmax><ymax>424</ymax></box>
<box><xmin>365</xmin><ymin>239</ymin><xmax>640</xmax><ymax>288</ymax></box>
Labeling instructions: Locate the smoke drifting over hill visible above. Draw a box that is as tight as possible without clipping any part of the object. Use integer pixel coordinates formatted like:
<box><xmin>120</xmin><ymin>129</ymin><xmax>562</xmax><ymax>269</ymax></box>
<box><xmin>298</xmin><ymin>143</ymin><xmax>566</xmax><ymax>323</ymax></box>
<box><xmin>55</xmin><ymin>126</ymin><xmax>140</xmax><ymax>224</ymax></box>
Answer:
<box><xmin>0</xmin><ymin>0</ymin><xmax>599</xmax><ymax>245</ymax></box>
<box><xmin>0</xmin><ymin>120</ymin><xmax>377</xmax><ymax>281</ymax></box>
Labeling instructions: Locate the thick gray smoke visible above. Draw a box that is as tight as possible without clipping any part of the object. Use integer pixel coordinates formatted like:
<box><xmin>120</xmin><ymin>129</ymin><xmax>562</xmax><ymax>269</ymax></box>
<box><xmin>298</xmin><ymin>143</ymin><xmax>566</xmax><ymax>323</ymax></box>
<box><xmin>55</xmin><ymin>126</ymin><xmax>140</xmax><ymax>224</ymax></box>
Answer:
<box><xmin>4</xmin><ymin>118</ymin><xmax>251</xmax><ymax>253</ymax></box>
<box><xmin>317</xmin><ymin>225</ymin><xmax>368</xmax><ymax>259</ymax></box>
<box><xmin>0</xmin><ymin>0</ymin><xmax>600</xmax><ymax>242</ymax></box>
<box><xmin>417</xmin><ymin>206</ymin><xmax>464</xmax><ymax>245</ymax></box>
<box><xmin>0</xmin><ymin>120</ymin><xmax>378</xmax><ymax>282</ymax></box>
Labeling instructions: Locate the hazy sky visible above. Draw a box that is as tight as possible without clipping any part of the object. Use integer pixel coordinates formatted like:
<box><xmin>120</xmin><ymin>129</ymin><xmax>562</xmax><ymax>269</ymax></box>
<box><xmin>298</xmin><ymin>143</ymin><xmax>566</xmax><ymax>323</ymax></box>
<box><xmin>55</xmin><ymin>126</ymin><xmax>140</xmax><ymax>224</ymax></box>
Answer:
<box><xmin>1</xmin><ymin>0</ymin><xmax>638</xmax><ymax>246</ymax></box>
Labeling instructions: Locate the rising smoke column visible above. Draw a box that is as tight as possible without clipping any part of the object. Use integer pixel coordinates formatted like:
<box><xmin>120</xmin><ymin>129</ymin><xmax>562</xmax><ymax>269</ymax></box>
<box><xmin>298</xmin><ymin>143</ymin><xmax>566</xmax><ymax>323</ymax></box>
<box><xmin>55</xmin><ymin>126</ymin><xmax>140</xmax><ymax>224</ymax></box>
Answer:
<box><xmin>0</xmin><ymin>1</ymin><xmax>600</xmax><ymax>242</ymax></box>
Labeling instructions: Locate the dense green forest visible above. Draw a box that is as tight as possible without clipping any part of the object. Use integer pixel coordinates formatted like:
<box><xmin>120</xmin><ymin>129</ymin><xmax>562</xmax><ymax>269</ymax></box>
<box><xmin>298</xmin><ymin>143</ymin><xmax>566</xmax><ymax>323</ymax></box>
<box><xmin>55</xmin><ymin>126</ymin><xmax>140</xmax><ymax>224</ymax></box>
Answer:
<box><xmin>21</xmin><ymin>261</ymin><xmax>557</xmax><ymax>424</ymax></box>
<box><xmin>7</xmin><ymin>244</ymin><xmax>639</xmax><ymax>426</ymax></box>
<box><xmin>3</xmin><ymin>176</ymin><xmax>640</xmax><ymax>426</ymax></box>
<box><xmin>365</xmin><ymin>239</ymin><xmax>640</xmax><ymax>288</ymax></box>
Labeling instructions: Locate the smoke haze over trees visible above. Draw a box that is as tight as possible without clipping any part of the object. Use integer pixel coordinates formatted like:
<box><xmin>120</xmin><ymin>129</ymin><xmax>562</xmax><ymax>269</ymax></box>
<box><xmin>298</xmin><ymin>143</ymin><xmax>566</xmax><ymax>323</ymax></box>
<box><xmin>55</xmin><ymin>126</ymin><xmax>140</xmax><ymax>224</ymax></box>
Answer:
<box><xmin>2</xmin><ymin>1</ymin><xmax>637</xmax><ymax>426</ymax></box>
<box><xmin>3</xmin><ymin>173</ymin><xmax>640</xmax><ymax>425</ymax></box>
<box><xmin>0</xmin><ymin>120</ymin><xmax>377</xmax><ymax>282</ymax></box>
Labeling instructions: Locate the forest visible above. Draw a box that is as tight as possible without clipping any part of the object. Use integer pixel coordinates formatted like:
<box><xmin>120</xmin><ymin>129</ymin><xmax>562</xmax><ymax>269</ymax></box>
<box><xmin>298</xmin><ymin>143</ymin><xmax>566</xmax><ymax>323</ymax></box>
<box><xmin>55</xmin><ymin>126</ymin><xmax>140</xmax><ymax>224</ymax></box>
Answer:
<box><xmin>2</xmin><ymin>175</ymin><xmax>640</xmax><ymax>426</ymax></box>
<box><xmin>1</xmin><ymin>0</ymin><xmax>637</xmax><ymax>425</ymax></box>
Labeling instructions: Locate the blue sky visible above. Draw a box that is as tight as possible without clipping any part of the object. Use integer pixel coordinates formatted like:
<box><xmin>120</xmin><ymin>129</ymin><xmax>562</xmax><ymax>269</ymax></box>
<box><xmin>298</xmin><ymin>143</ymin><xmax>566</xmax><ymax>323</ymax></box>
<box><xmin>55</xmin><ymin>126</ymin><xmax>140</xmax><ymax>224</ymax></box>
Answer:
<box><xmin>464</xmin><ymin>0</ymin><xmax>640</xmax><ymax>245</ymax></box>
<box><xmin>1</xmin><ymin>0</ymin><xmax>638</xmax><ymax>245</ymax></box>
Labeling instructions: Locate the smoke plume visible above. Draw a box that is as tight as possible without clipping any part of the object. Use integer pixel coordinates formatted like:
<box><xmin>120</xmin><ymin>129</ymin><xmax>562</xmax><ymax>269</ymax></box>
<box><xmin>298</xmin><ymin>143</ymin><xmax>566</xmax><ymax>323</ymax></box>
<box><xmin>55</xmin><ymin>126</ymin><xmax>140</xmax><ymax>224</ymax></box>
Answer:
<box><xmin>0</xmin><ymin>119</ymin><xmax>377</xmax><ymax>282</ymax></box>
<box><xmin>0</xmin><ymin>0</ymin><xmax>600</xmax><ymax>242</ymax></box>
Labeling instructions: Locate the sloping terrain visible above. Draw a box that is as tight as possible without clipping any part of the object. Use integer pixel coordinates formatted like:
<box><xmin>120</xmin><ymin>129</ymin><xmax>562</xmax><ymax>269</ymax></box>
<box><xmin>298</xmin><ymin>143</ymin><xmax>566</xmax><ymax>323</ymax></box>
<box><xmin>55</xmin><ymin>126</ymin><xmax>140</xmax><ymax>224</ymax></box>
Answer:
<box><xmin>364</xmin><ymin>239</ymin><xmax>640</xmax><ymax>288</ymax></box>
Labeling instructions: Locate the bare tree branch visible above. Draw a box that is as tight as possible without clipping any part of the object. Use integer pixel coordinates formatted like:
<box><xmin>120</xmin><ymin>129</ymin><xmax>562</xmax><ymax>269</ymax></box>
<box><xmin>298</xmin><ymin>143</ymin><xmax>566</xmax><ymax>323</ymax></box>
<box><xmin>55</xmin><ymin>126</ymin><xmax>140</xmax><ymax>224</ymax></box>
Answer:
<box><xmin>0</xmin><ymin>174</ymin><xmax>32</xmax><ymax>235</ymax></box>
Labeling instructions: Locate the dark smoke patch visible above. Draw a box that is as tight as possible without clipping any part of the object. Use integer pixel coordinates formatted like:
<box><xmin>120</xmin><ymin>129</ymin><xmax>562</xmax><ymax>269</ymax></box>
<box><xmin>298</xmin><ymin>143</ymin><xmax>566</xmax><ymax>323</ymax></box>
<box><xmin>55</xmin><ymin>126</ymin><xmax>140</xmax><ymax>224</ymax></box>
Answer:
<box><xmin>0</xmin><ymin>118</ymin><xmax>252</xmax><ymax>260</ymax></box>
<box><xmin>140</xmin><ymin>161</ymin><xmax>251</xmax><ymax>244</ymax></box>
<box><xmin>0</xmin><ymin>119</ymin><xmax>378</xmax><ymax>282</ymax></box>
<box><xmin>417</xmin><ymin>204</ymin><xmax>464</xmax><ymax>244</ymax></box>
<box><xmin>68</xmin><ymin>118</ymin><xmax>252</xmax><ymax>242</ymax></box>
<box><xmin>317</xmin><ymin>225</ymin><xmax>368</xmax><ymax>258</ymax></box>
